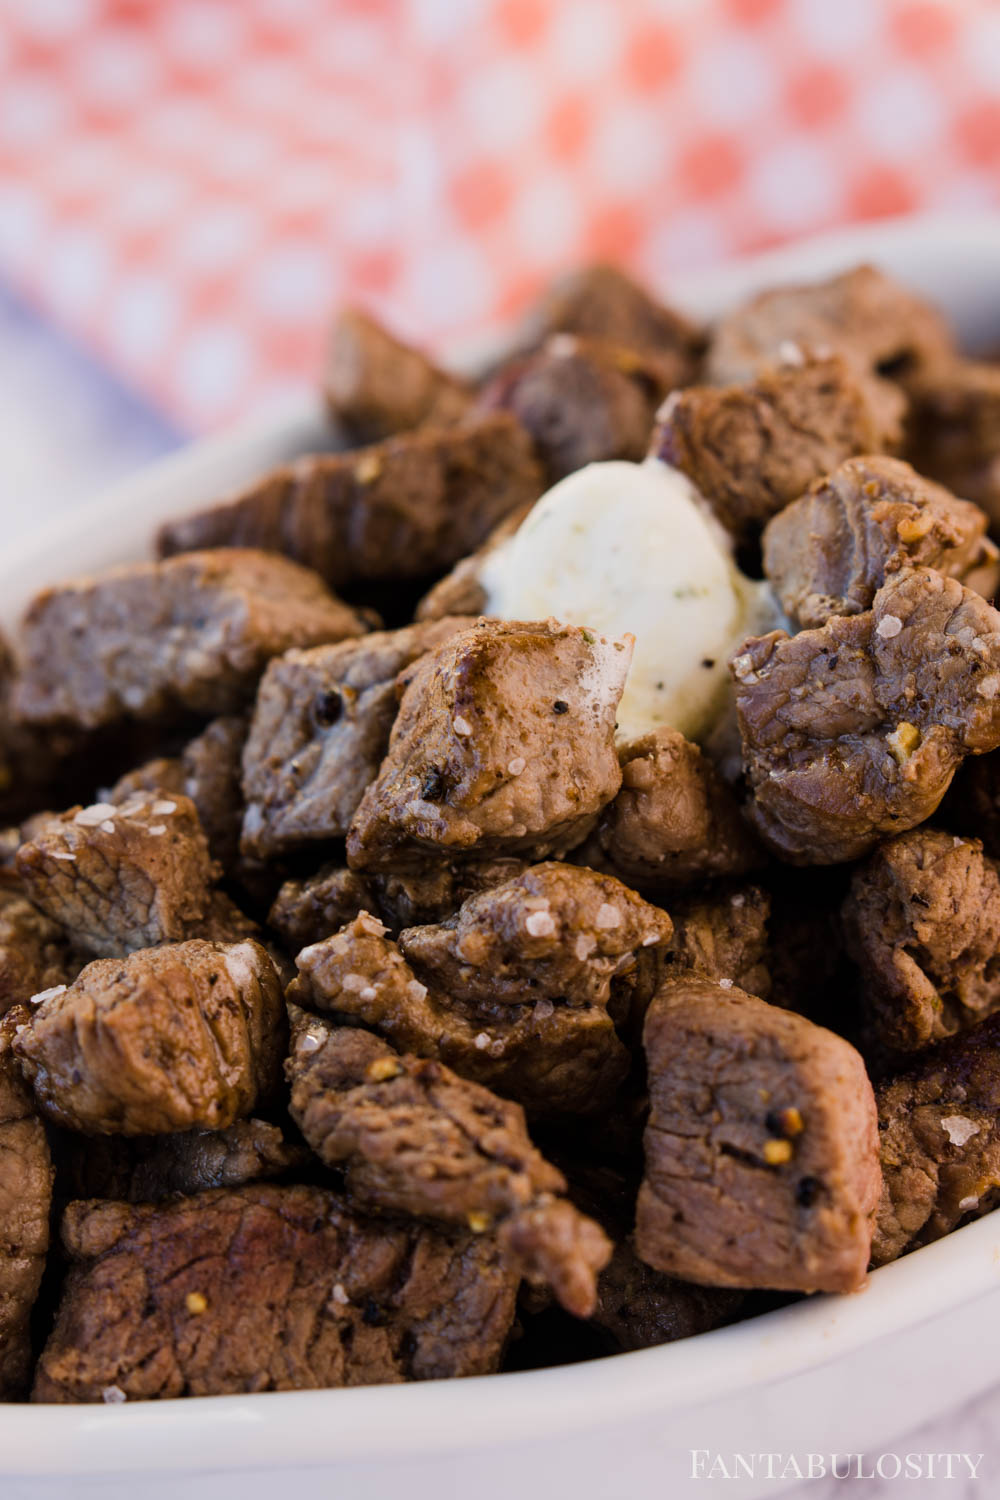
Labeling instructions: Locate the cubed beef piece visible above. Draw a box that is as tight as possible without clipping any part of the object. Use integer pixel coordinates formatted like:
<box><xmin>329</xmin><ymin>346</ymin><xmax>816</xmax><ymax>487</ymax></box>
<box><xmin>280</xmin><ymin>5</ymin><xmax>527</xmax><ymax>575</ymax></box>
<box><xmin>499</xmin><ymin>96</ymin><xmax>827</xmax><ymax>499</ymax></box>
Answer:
<box><xmin>371</xmin><ymin>857</ymin><xmax>529</xmax><ymax>933</ymax></box>
<box><xmin>286</xmin><ymin>1011</ymin><xmax>611</xmax><ymax>1315</ymax></box>
<box><xmin>591</xmin><ymin>1238</ymin><xmax>744</xmax><ymax>1354</ymax></box>
<box><xmin>762</xmin><ymin>456</ymin><xmax>997</xmax><ymax>630</ymax></box>
<box><xmin>13</xmin><ymin>549</ymin><xmax>366</xmax><ymax>732</ymax></box>
<box><xmin>347</xmin><ymin>620</ymin><xmax>630</xmax><ymax>870</ymax></box>
<box><xmin>873</xmin><ymin>1012</ymin><xmax>1000</xmax><ymax>1264</ymax></box>
<box><xmin>732</xmin><ymin>568</ymin><xmax>1000</xmax><ymax>863</ymax></box>
<box><xmin>586</xmin><ymin>727</ymin><xmax>760</xmax><ymax>895</ymax></box>
<box><xmin>538</xmin><ymin>264</ymin><xmax>701</xmax><ymax>374</ymax></box>
<box><xmin>241</xmin><ymin>617</ymin><xmax>472</xmax><ymax>857</ymax></box>
<box><xmin>12</xmin><ymin>939</ymin><xmax>286</xmax><ymax>1135</ymax></box>
<box><xmin>843</xmin><ymin>829</ymin><xmax>1000</xmax><ymax>1055</ymax></box>
<box><xmin>16</xmin><ymin>792</ymin><xmax>217</xmax><ymax>958</ymax></box>
<box><xmin>706</xmin><ymin>264</ymin><xmax>953</xmax><ymax>389</ymax></box>
<box><xmin>287</xmin><ymin>873</ymin><xmax>658</xmax><ymax>1116</ymax></box>
<box><xmin>0</xmin><ymin>885</ymin><xmax>76</xmax><ymax>1015</ymax></box>
<box><xmin>478</xmin><ymin>335</ymin><xmax>677</xmax><ymax>482</ymax></box>
<box><xmin>635</xmin><ymin>979</ymin><xmax>880</xmax><ymax>1292</ymax></box>
<box><xmin>269</xmin><ymin>865</ymin><xmax>376</xmax><ymax>951</ymax></box>
<box><xmin>51</xmin><ymin>1118</ymin><xmax>306</xmax><ymax>1203</ymax></box>
<box><xmin>157</xmin><ymin>415</ymin><xmax>544</xmax><ymax>592</ymax></box>
<box><xmin>32</xmin><ymin>1183</ymin><xmax>519</xmax><ymax>1400</ymax></box>
<box><xmin>0</xmin><ymin>1014</ymin><xmax>54</xmax><ymax>1397</ymax></box>
<box><xmin>907</xmin><ymin>357</ymin><xmax>1000</xmax><ymax>527</ymax></box>
<box><xmin>666</xmin><ymin>886</ymin><xmax>772</xmax><ymax>1002</ymax></box>
<box><xmin>415</xmin><ymin>503</ymin><xmax>533</xmax><ymax>622</ymax></box>
<box><xmin>325</xmin><ymin>307</ymin><xmax>471</xmax><ymax>442</ymax></box>
<box><xmin>652</xmin><ymin>355</ymin><xmax>903</xmax><ymax>544</ymax></box>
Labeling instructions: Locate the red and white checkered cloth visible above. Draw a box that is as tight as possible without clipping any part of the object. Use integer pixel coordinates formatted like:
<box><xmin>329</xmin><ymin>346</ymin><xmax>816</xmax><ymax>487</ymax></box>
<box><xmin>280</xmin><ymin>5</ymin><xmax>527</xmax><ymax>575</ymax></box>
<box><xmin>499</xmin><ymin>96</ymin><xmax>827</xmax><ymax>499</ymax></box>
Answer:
<box><xmin>2</xmin><ymin>0</ymin><xmax>999</xmax><ymax>432</ymax></box>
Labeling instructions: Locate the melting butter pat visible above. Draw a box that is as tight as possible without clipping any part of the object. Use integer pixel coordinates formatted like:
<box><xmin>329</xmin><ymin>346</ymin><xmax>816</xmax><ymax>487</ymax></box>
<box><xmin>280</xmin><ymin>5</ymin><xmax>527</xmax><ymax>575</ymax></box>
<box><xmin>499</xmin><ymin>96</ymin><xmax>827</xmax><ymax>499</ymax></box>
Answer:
<box><xmin>480</xmin><ymin>458</ymin><xmax>777</xmax><ymax>743</ymax></box>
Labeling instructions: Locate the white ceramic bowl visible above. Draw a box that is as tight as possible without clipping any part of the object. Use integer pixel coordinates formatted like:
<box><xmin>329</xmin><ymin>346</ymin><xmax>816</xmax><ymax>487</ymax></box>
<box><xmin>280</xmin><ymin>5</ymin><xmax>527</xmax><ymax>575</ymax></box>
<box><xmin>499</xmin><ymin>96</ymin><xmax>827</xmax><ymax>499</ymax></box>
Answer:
<box><xmin>6</xmin><ymin>214</ymin><xmax>1000</xmax><ymax>1500</ymax></box>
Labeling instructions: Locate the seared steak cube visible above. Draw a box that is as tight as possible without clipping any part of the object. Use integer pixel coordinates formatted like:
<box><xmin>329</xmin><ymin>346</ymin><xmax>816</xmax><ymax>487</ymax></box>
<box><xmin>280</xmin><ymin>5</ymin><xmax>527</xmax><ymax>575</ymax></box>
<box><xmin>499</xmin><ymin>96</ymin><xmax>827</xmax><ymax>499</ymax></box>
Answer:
<box><xmin>13</xmin><ymin>939</ymin><xmax>285</xmax><ymax>1135</ymax></box>
<box><xmin>538</xmin><ymin>264</ymin><xmax>701</xmax><ymax>375</ymax></box>
<box><xmin>286</xmin><ymin>1011</ymin><xmax>611</xmax><ymax>1315</ymax></box>
<box><xmin>32</xmin><ymin>1184</ymin><xmax>519</xmax><ymax>1400</ymax></box>
<box><xmin>0</xmin><ymin>1014</ymin><xmax>54</xmax><ymax>1397</ymax></box>
<box><xmin>732</xmin><ymin>568</ymin><xmax>1000</xmax><ymax>863</ymax></box>
<box><xmin>325</xmin><ymin>307</ymin><xmax>471</xmax><ymax>442</ymax></box>
<box><xmin>13</xmin><ymin>549</ymin><xmax>367</xmax><ymax>731</ymax></box>
<box><xmin>666</xmin><ymin>885</ymin><xmax>772</xmax><ymax>1002</ymax></box>
<box><xmin>157</xmin><ymin>415</ymin><xmax>544</xmax><ymax>591</ymax></box>
<box><xmin>241</xmin><ymin>617</ymin><xmax>471</xmax><ymax>857</ymax></box>
<box><xmin>843</xmin><ymin>829</ymin><xmax>1000</xmax><ymax>1055</ymax></box>
<box><xmin>269</xmin><ymin>865</ymin><xmax>375</xmax><ymax>951</ymax></box>
<box><xmin>347</xmin><ymin>620</ymin><xmax>630</xmax><ymax>870</ymax></box>
<box><xmin>17</xmin><ymin>792</ymin><xmax>217</xmax><ymax>958</ymax></box>
<box><xmin>652</xmin><ymin>355</ymin><xmax>903</xmax><ymax>544</ymax></box>
<box><xmin>0</xmin><ymin>886</ymin><xmax>76</xmax><ymax>1014</ymax></box>
<box><xmin>636</xmin><ymin>978</ymin><xmax>880</xmax><ymax>1293</ymax></box>
<box><xmin>762</xmin><ymin>455</ymin><xmax>997</xmax><ymax>630</ymax></box>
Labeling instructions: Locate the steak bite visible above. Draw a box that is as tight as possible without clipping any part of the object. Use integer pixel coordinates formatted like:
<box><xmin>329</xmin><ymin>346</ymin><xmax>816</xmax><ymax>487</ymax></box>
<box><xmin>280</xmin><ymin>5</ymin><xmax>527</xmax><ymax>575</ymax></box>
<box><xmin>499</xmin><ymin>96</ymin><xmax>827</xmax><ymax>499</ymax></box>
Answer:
<box><xmin>0</xmin><ymin>885</ymin><xmax>76</xmax><ymax>1015</ymax></box>
<box><xmin>325</xmin><ymin>306</ymin><xmax>471</xmax><ymax>442</ymax></box>
<box><xmin>32</xmin><ymin>1183</ymin><xmax>519</xmax><ymax>1400</ymax></box>
<box><xmin>586</xmin><ymin>727</ymin><xmax>760</xmax><ymax>895</ymax></box>
<box><xmin>241</xmin><ymin>617</ymin><xmax>472</xmax><ymax>858</ymax></box>
<box><xmin>347</xmin><ymin>620</ymin><xmax>631</xmax><ymax>871</ymax></box>
<box><xmin>157</xmin><ymin>415</ymin><xmax>544</xmax><ymax>591</ymax></box>
<box><xmin>762</xmin><ymin>456</ymin><xmax>998</xmax><ymax>631</ymax></box>
<box><xmin>538</xmin><ymin>264</ymin><xmax>701</xmax><ymax>375</ymax></box>
<box><xmin>873</xmin><ymin>1013</ymin><xmax>1000</xmax><ymax>1265</ymax></box>
<box><xmin>287</xmin><ymin>871</ymin><xmax>662</xmax><ymax>1115</ymax></box>
<box><xmin>0</xmin><ymin>1014</ymin><xmax>54</xmax><ymax>1398</ymax></box>
<box><xmin>635</xmin><ymin>979</ymin><xmax>880</xmax><ymax>1293</ymax></box>
<box><xmin>652</xmin><ymin>354</ymin><xmax>904</xmax><ymax>544</ymax></box>
<box><xmin>907</xmin><ymin>357</ymin><xmax>1000</xmax><ymax>526</ymax></box>
<box><xmin>16</xmin><ymin>792</ymin><xmax>217</xmax><ymax>958</ymax></box>
<box><xmin>706</xmin><ymin>263</ymin><xmax>953</xmax><ymax>390</ymax></box>
<box><xmin>12</xmin><ymin>938</ymin><xmax>286</xmax><ymax>1135</ymax></box>
<box><xmin>371</xmin><ymin>856</ymin><xmax>529</xmax><ymax>933</ymax></box>
<box><xmin>732</xmin><ymin>567</ymin><xmax>1000</xmax><ymax>863</ymax></box>
<box><xmin>478</xmin><ymin>335</ymin><xmax>677</xmax><ymax>482</ymax></box>
<box><xmin>843</xmin><ymin>829</ymin><xmax>1000</xmax><ymax>1055</ymax></box>
<box><xmin>666</xmin><ymin>886</ymin><xmax>772</xmax><ymax>1002</ymax></box>
<box><xmin>269</xmin><ymin>865</ymin><xmax>376</xmax><ymax>951</ymax></box>
<box><xmin>13</xmin><ymin>549</ymin><xmax>367</xmax><ymax>732</ymax></box>
<box><xmin>286</xmin><ymin>1011</ymin><xmax>611</xmax><ymax>1315</ymax></box>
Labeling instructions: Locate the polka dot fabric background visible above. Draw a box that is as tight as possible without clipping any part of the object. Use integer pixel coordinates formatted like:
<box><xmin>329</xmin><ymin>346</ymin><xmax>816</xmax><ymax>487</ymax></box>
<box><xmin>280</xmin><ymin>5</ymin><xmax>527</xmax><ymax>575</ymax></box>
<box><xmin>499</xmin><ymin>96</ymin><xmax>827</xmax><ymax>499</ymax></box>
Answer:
<box><xmin>2</xmin><ymin>0</ymin><xmax>1000</xmax><ymax>432</ymax></box>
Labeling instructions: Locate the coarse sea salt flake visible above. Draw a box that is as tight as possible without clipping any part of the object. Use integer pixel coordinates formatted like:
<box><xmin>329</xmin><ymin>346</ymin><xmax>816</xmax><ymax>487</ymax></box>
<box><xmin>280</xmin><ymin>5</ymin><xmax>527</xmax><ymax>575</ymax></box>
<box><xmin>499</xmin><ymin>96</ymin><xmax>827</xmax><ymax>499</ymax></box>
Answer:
<box><xmin>30</xmin><ymin>985</ymin><xmax>67</xmax><ymax>1005</ymax></box>
<box><xmin>331</xmin><ymin>1283</ymin><xmax>349</xmax><ymax>1305</ymax></box>
<box><xmin>595</xmin><ymin>903</ymin><xmax>620</xmax><ymax>929</ymax></box>
<box><xmin>51</xmin><ymin>852</ymin><xmax>75</xmax><ymax>862</ymax></box>
<box><xmin>102</xmin><ymin>1385</ymin><xmax>126</xmax><ymax>1404</ymax></box>
<box><xmin>533</xmin><ymin>998</ymin><xmax>555</xmax><ymax>1020</ymax></box>
<box><xmin>959</xmin><ymin>1195</ymin><xmax>980</xmax><ymax>1212</ymax></box>
<box><xmin>75</xmin><ymin>803</ymin><xmax>117</xmax><ymax>826</ymax></box>
<box><xmin>300</xmin><ymin>1032</ymin><xmax>323</xmax><ymax>1054</ymax></box>
<box><xmin>407</xmin><ymin>980</ymin><xmax>428</xmax><ymax>1002</ymax></box>
<box><xmin>100</xmin><ymin>820</ymin><xmax>116</xmax><ymax>834</ymax></box>
<box><xmin>152</xmin><ymin>800</ymin><xmax>177</xmax><ymax>815</ymax></box>
<box><xmin>474</xmin><ymin>1032</ymin><xmax>490</xmax><ymax>1050</ymax></box>
<box><xmin>360</xmin><ymin>986</ymin><xmax>377</xmax><ymax>1002</ymax></box>
<box><xmin>719</xmin><ymin>978</ymin><xmax>734</xmax><ymax>989</ymax></box>
<box><xmin>940</xmin><ymin>1115</ymin><xmax>980</xmax><ymax>1147</ymax></box>
<box><xmin>507</xmin><ymin>757</ymin><xmax>526</xmax><ymax>775</ymax></box>
<box><xmin>875</xmin><ymin>615</ymin><xmax>903</xmax><ymax>639</ymax></box>
<box><xmin>575</xmin><ymin>933</ymin><xmax>596</xmax><ymax>960</ymax></box>
<box><xmin>453</xmin><ymin>715</ymin><xmax>473</xmax><ymax>736</ymax></box>
<box><xmin>978</xmin><ymin>674</ymin><xmax>1000</xmax><ymax>699</ymax></box>
<box><xmin>525</xmin><ymin>911</ymin><xmax>556</xmax><ymax>937</ymax></box>
<box><xmin>148</xmin><ymin>825</ymin><xmax>167</xmax><ymax>836</ymax></box>
<box><xmin>342</xmin><ymin>973</ymin><xmax>367</xmax><ymax>993</ymax></box>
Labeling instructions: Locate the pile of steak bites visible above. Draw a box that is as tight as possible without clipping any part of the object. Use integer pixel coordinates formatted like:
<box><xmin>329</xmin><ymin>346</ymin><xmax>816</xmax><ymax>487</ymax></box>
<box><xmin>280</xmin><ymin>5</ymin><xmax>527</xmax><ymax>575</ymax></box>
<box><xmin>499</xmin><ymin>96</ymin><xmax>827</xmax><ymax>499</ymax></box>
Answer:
<box><xmin>5</xmin><ymin>263</ymin><xmax>1000</xmax><ymax>1405</ymax></box>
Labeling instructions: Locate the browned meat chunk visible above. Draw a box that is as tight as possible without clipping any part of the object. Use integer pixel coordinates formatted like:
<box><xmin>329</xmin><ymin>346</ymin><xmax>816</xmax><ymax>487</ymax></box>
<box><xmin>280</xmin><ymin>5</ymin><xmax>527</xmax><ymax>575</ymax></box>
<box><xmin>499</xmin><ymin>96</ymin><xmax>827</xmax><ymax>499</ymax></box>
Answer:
<box><xmin>347</xmin><ymin>620</ymin><xmax>629</xmax><ymax>871</ymax></box>
<box><xmin>325</xmin><ymin>307</ymin><xmax>471</xmax><ymax>442</ymax></box>
<box><xmin>907</xmin><ymin>357</ymin><xmax>1000</xmax><ymax>527</ymax></box>
<box><xmin>538</xmin><ymin>264</ymin><xmax>701</xmax><ymax>375</ymax></box>
<box><xmin>32</xmin><ymin>1183</ymin><xmax>519</xmax><ymax>1400</ymax></box>
<box><xmin>286</xmin><ymin>1012</ymin><xmax>611</xmax><ymax>1315</ymax></box>
<box><xmin>732</xmin><ymin>568</ymin><xmax>1000</xmax><ymax>863</ymax></box>
<box><xmin>241</xmin><ymin>617</ymin><xmax>471</xmax><ymax>857</ymax></box>
<box><xmin>0</xmin><ymin>885</ymin><xmax>76</xmax><ymax>1015</ymax></box>
<box><xmin>706</xmin><ymin>264</ymin><xmax>953</xmax><ymax>389</ymax></box>
<box><xmin>269</xmin><ymin>865</ymin><xmax>375</xmax><ymax>951</ymax></box>
<box><xmin>667</xmin><ymin>886</ymin><xmax>772</xmax><ymax>1001</ymax></box>
<box><xmin>873</xmin><ymin>1012</ymin><xmax>1000</xmax><ymax>1264</ymax></box>
<box><xmin>592</xmin><ymin>1238</ymin><xmax>744</xmax><ymax>1354</ymax></box>
<box><xmin>843</xmin><ymin>829</ymin><xmax>1000</xmax><ymax>1055</ymax></box>
<box><xmin>372</xmin><ymin>857</ymin><xmax>529</xmax><ymax>932</ymax></box>
<box><xmin>478</xmin><ymin>335</ymin><xmax>677</xmax><ymax>482</ymax></box>
<box><xmin>586</xmin><ymin>727</ymin><xmax>759</xmax><ymax>895</ymax></box>
<box><xmin>762</xmin><ymin>456</ymin><xmax>998</xmax><ymax>630</ymax></box>
<box><xmin>13</xmin><ymin>939</ymin><xmax>286</xmax><ymax>1135</ymax></box>
<box><xmin>157</xmin><ymin>415</ymin><xmax>544</xmax><ymax>591</ymax></box>
<box><xmin>290</xmin><ymin>866</ymin><xmax>670</xmax><ymax>1114</ymax></box>
<box><xmin>0</xmin><ymin>1014</ymin><xmax>54</xmax><ymax>1397</ymax></box>
<box><xmin>17</xmin><ymin>792</ymin><xmax>217</xmax><ymax>958</ymax></box>
<box><xmin>636</xmin><ymin>979</ymin><xmax>880</xmax><ymax>1292</ymax></box>
<box><xmin>652</xmin><ymin>355</ymin><xmax>903</xmax><ymax>544</ymax></box>
<box><xmin>14</xmin><ymin>549</ymin><xmax>366</xmax><ymax>732</ymax></box>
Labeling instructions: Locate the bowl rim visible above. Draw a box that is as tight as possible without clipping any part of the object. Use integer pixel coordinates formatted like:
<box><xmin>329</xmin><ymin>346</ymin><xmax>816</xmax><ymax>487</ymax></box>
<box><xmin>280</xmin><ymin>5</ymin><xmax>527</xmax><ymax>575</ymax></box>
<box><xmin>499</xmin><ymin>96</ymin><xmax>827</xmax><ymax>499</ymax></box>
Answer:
<box><xmin>6</xmin><ymin>209</ymin><xmax>1000</xmax><ymax>1475</ymax></box>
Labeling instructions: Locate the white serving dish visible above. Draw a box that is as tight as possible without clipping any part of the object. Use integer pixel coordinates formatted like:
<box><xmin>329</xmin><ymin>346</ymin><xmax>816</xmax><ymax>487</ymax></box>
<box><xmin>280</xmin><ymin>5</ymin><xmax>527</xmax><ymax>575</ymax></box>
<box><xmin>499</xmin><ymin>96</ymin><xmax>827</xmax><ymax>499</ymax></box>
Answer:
<box><xmin>5</xmin><ymin>214</ymin><xmax>1000</xmax><ymax>1500</ymax></box>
